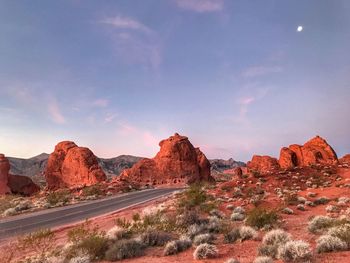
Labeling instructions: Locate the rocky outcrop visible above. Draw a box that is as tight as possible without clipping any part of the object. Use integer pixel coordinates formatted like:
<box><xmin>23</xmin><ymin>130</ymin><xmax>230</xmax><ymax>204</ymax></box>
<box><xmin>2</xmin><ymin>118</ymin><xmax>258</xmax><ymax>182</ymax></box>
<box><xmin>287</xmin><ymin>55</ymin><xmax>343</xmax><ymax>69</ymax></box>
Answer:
<box><xmin>278</xmin><ymin>136</ymin><xmax>338</xmax><ymax>169</ymax></box>
<box><xmin>247</xmin><ymin>155</ymin><xmax>280</xmax><ymax>174</ymax></box>
<box><xmin>210</xmin><ymin>158</ymin><xmax>245</xmax><ymax>174</ymax></box>
<box><xmin>0</xmin><ymin>154</ymin><xmax>39</xmax><ymax>195</ymax></box>
<box><xmin>45</xmin><ymin>141</ymin><xmax>106</xmax><ymax>189</ymax></box>
<box><xmin>340</xmin><ymin>154</ymin><xmax>350</xmax><ymax>164</ymax></box>
<box><xmin>8</xmin><ymin>174</ymin><xmax>40</xmax><ymax>196</ymax></box>
<box><xmin>0</xmin><ymin>154</ymin><xmax>11</xmax><ymax>194</ymax></box>
<box><xmin>119</xmin><ymin>133</ymin><xmax>213</xmax><ymax>186</ymax></box>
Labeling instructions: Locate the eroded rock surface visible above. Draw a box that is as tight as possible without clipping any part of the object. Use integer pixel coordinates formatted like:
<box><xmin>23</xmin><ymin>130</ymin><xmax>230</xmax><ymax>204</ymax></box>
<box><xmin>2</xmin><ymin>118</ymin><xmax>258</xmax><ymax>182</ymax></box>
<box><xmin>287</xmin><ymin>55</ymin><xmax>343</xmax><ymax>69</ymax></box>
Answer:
<box><xmin>119</xmin><ymin>133</ymin><xmax>213</xmax><ymax>186</ymax></box>
<box><xmin>45</xmin><ymin>141</ymin><xmax>106</xmax><ymax>189</ymax></box>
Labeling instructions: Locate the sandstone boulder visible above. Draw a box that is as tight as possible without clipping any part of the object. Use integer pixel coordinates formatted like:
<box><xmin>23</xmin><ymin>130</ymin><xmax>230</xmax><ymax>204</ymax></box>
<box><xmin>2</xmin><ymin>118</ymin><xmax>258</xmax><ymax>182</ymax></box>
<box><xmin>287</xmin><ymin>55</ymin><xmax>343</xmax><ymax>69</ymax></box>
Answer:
<box><xmin>278</xmin><ymin>136</ymin><xmax>338</xmax><ymax>168</ymax></box>
<box><xmin>247</xmin><ymin>155</ymin><xmax>280</xmax><ymax>174</ymax></box>
<box><xmin>45</xmin><ymin>141</ymin><xmax>106</xmax><ymax>189</ymax></box>
<box><xmin>119</xmin><ymin>133</ymin><xmax>213</xmax><ymax>186</ymax></box>
<box><xmin>0</xmin><ymin>154</ymin><xmax>11</xmax><ymax>194</ymax></box>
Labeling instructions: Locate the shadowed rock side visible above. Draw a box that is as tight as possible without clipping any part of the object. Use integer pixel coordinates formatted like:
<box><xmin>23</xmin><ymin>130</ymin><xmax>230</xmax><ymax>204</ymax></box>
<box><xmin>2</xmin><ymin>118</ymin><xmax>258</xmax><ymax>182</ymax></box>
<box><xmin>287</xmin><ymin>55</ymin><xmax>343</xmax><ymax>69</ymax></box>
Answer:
<box><xmin>0</xmin><ymin>154</ymin><xmax>11</xmax><ymax>194</ymax></box>
<box><xmin>279</xmin><ymin>136</ymin><xmax>338</xmax><ymax>169</ymax></box>
<box><xmin>119</xmin><ymin>133</ymin><xmax>213</xmax><ymax>186</ymax></box>
<box><xmin>45</xmin><ymin>141</ymin><xmax>106</xmax><ymax>190</ymax></box>
<box><xmin>0</xmin><ymin>154</ymin><xmax>39</xmax><ymax>195</ymax></box>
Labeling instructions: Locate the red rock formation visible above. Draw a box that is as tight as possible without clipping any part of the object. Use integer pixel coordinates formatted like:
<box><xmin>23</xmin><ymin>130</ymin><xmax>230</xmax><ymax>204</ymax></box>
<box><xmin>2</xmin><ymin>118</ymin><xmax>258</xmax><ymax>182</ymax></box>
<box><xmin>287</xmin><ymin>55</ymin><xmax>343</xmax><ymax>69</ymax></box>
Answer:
<box><xmin>119</xmin><ymin>133</ymin><xmax>213</xmax><ymax>186</ymax></box>
<box><xmin>0</xmin><ymin>154</ymin><xmax>11</xmax><ymax>194</ymax></box>
<box><xmin>8</xmin><ymin>174</ymin><xmax>40</xmax><ymax>196</ymax></box>
<box><xmin>233</xmin><ymin>167</ymin><xmax>243</xmax><ymax>177</ymax></box>
<box><xmin>340</xmin><ymin>154</ymin><xmax>350</xmax><ymax>164</ymax></box>
<box><xmin>45</xmin><ymin>141</ymin><xmax>106</xmax><ymax>190</ymax></box>
<box><xmin>247</xmin><ymin>155</ymin><xmax>280</xmax><ymax>174</ymax></box>
<box><xmin>0</xmin><ymin>154</ymin><xmax>39</xmax><ymax>195</ymax></box>
<box><xmin>278</xmin><ymin>136</ymin><xmax>338</xmax><ymax>169</ymax></box>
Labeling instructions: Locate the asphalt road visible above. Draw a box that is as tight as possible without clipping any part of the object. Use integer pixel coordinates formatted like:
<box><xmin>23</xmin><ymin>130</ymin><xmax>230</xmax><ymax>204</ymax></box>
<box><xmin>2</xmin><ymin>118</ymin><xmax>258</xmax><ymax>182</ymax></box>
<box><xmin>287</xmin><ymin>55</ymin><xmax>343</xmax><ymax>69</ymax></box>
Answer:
<box><xmin>0</xmin><ymin>188</ymin><xmax>181</xmax><ymax>239</ymax></box>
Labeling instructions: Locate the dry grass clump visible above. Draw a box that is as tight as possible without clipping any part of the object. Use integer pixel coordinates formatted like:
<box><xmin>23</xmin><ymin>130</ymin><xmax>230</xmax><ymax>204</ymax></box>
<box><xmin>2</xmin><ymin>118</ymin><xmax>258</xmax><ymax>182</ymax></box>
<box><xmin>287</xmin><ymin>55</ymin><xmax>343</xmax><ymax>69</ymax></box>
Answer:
<box><xmin>278</xmin><ymin>240</ymin><xmax>312</xmax><ymax>262</ymax></box>
<box><xmin>224</xmin><ymin>228</ymin><xmax>241</xmax><ymax>243</ymax></box>
<box><xmin>327</xmin><ymin>223</ymin><xmax>350</xmax><ymax>247</ymax></box>
<box><xmin>258</xmin><ymin>229</ymin><xmax>291</xmax><ymax>258</ymax></box>
<box><xmin>225</xmin><ymin>258</ymin><xmax>240</xmax><ymax>263</ymax></box>
<box><xmin>193</xmin><ymin>243</ymin><xmax>218</xmax><ymax>260</ymax></box>
<box><xmin>316</xmin><ymin>235</ymin><xmax>347</xmax><ymax>253</ymax></box>
<box><xmin>163</xmin><ymin>236</ymin><xmax>192</xmax><ymax>256</ymax></box>
<box><xmin>239</xmin><ymin>226</ymin><xmax>258</xmax><ymax>241</ymax></box>
<box><xmin>106</xmin><ymin>226</ymin><xmax>129</xmax><ymax>240</ymax></box>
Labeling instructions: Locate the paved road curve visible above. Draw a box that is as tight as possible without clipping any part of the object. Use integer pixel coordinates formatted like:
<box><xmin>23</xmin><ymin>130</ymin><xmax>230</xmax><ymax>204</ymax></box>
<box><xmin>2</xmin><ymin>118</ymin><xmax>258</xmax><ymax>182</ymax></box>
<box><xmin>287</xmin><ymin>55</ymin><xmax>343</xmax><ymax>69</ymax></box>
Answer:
<box><xmin>0</xmin><ymin>188</ymin><xmax>181</xmax><ymax>239</ymax></box>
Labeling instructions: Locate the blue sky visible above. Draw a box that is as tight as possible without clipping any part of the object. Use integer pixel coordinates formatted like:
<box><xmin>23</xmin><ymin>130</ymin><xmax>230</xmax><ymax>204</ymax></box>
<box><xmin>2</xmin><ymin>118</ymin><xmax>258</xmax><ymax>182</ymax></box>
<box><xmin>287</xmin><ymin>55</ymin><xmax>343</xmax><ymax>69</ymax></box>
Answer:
<box><xmin>0</xmin><ymin>0</ymin><xmax>349</xmax><ymax>161</ymax></box>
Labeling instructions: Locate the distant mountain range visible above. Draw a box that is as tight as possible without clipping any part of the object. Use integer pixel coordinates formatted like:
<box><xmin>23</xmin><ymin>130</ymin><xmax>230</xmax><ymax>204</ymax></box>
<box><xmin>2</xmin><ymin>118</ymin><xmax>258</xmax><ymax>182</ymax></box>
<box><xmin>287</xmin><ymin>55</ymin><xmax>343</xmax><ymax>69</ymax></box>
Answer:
<box><xmin>8</xmin><ymin>154</ymin><xmax>245</xmax><ymax>177</ymax></box>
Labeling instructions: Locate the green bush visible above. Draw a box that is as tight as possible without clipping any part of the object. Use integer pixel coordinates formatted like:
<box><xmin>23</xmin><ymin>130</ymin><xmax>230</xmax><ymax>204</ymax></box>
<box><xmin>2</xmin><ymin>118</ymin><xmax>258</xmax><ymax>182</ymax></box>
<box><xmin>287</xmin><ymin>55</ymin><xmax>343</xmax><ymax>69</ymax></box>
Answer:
<box><xmin>246</xmin><ymin>208</ymin><xmax>278</xmax><ymax>229</ymax></box>
<box><xmin>47</xmin><ymin>189</ymin><xmax>70</xmax><ymax>206</ymax></box>
<box><xmin>178</xmin><ymin>184</ymin><xmax>207</xmax><ymax>209</ymax></box>
<box><xmin>82</xmin><ymin>184</ymin><xmax>103</xmax><ymax>197</ymax></box>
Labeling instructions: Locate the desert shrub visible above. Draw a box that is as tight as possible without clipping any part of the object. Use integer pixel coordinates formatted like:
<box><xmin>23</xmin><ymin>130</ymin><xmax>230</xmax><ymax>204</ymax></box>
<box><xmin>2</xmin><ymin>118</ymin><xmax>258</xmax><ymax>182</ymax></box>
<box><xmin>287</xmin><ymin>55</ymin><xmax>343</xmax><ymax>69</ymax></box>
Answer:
<box><xmin>82</xmin><ymin>185</ymin><xmax>103</xmax><ymax>197</ymax></box>
<box><xmin>17</xmin><ymin>229</ymin><xmax>57</xmax><ymax>260</ymax></box>
<box><xmin>231</xmin><ymin>212</ymin><xmax>245</xmax><ymax>221</ymax></box>
<box><xmin>316</xmin><ymin>235</ymin><xmax>347</xmax><ymax>253</ymax></box>
<box><xmin>258</xmin><ymin>229</ymin><xmax>291</xmax><ymax>258</ymax></box>
<box><xmin>246</xmin><ymin>208</ymin><xmax>278</xmax><ymax>229</ymax></box>
<box><xmin>226</xmin><ymin>204</ymin><xmax>235</xmax><ymax>210</ymax></box>
<box><xmin>314</xmin><ymin>196</ymin><xmax>330</xmax><ymax>205</ymax></box>
<box><xmin>66</xmin><ymin>221</ymin><xmax>108</xmax><ymax>260</ymax></box>
<box><xmin>193</xmin><ymin>243</ymin><xmax>218</xmax><ymax>260</ymax></box>
<box><xmin>139</xmin><ymin>230</ymin><xmax>172</xmax><ymax>246</ymax></box>
<box><xmin>209</xmin><ymin>209</ymin><xmax>225</xmax><ymax>219</ymax></box>
<box><xmin>193</xmin><ymin>233</ymin><xmax>215</xmax><ymax>246</ymax></box>
<box><xmin>225</xmin><ymin>259</ymin><xmax>240</xmax><ymax>263</ymax></box>
<box><xmin>253</xmin><ymin>256</ymin><xmax>273</xmax><ymax>263</ymax></box>
<box><xmin>163</xmin><ymin>236</ymin><xmax>192</xmax><ymax>256</ymax></box>
<box><xmin>47</xmin><ymin>189</ymin><xmax>70</xmax><ymax>206</ymax></box>
<box><xmin>239</xmin><ymin>226</ymin><xmax>258</xmax><ymax>241</ymax></box>
<box><xmin>325</xmin><ymin>205</ymin><xmax>338</xmax><ymax>213</ymax></box>
<box><xmin>282</xmin><ymin>207</ymin><xmax>294</xmax><ymax>215</ymax></box>
<box><xmin>178</xmin><ymin>184</ymin><xmax>207</xmax><ymax>210</ymax></box>
<box><xmin>69</xmin><ymin>254</ymin><xmax>91</xmax><ymax>263</ymax></box>
<box><xmin>1</xmin><ymin>241</ymin><xmax>19</xmax><ymax>263</ymax></box>
<box><xmin>187</xmin><ymin>224</ymin><xmax>207</xmax><ymax>239</ymax></box>
<box><xmin>132</xmin><ymin>212</ymin><xmax>141</xmax><ymax>222</ymax></box>
<box><xmin>224</xmin><ymin>228</ymin><xmax>241</xmax><ymax>243</ymax></box>
<box><xmin>233</xmin><ymin>206</ymin><xmax>245</xmax><ymax>214</ymax></box>
<box><xmin>207</xmin><ymin>216</ymin><xmax>223</xmax><ymax>233</ymax></box>
<box><xmin>176</xmin><ymin>210</ymin><xmax>200</xmax><ymax>227</ymax></box>
<box><xmin>278</xmin><ymin>240</ymin><xmax>312</xmax><ymax>262</ymax></box>
<box><xmin>308</xmin><ymin>215</ymin><xmax>334</xmax><ymax>233</ymax></box>
<box><xmin>104</xmin><ymin>239</ymin><xmax>144</xmax><ymax>261</ymax></box>
<box><xmin>327</xmin><ymin>223</ymin><xmax>350</xmax><ymax>247</ymax></box>
<box><xmin>106</xmin><ymin>226</ymin><xmax>129</xmax><ymax>240</ymax></box>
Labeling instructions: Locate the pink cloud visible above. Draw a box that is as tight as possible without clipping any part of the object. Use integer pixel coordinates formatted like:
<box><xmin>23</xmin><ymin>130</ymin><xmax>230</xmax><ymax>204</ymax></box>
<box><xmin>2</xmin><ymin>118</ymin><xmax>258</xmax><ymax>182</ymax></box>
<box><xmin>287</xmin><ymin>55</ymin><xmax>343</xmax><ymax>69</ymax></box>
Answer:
<box><xmin>174</xmin><ymin>0</ymin><xmax>224</xmax><ymax>13</ymax></box>
<box><xmin>48</xmin><ymin>99</ymin><xmax>65</xmax><ymax>124</ymax></box>
<box><xmin>100</xmin><ymin>15</ymin><xmax>151</xmax><ymax>33</ymax></box>
<box><xmin>93</xmin><ymin>98</ymin><xmax>109</xmax><ymax>107</ymax></box>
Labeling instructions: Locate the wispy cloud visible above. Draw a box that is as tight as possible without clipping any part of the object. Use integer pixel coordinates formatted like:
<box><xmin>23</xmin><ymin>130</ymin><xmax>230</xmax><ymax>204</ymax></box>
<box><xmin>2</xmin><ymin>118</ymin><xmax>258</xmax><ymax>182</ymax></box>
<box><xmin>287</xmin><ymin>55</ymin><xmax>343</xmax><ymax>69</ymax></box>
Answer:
<box><xmin>104</xmin><ymin>112</ymin><xmax>118</xmax><ymax>123</ymax></box>
<box><xmin>242</xmin><ymin>65</ymin><xmax>283</xmax><ymax>78</ymax></box>
<box><xmin>47</xmin><ymin>98</ymin><xmax>65</xmax><ymax>124</ymax></box>
<box><xmin>99</xmin><ymin>16</ymin><xmax>151</xmax><ymax>33</ymax></box>
<box><xmin>174</xmin><ymin>0</ymin><xmax>224</xmax><ymax>13</ymax></box>
<box><xmin>93</xmin><ymin>98</ymin><xmax>109</xmax><ymax>107</ymax></box>
<box><xmin>100</xmin><ymin>15</ymin><xmax>162</xmax><ymax>69</ymax></box>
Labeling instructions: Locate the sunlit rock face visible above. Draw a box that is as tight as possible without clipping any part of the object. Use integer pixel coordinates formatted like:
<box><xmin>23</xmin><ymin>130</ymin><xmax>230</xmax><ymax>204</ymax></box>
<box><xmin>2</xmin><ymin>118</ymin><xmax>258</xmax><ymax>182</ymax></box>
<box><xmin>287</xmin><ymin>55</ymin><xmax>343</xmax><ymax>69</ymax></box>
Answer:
<box><xmin>119</xmin><ymin>133</ymin><xmax>213</xmax><ymax>186</ymax></box>
<box><xmin>45</xmin><ymin>141</ymin><xmax>106</xmax><ymax>190</ymax></box>
<box><xmin>247</xmin><ymin>155</ymin><xmax>280</xmax><ymax>174</ymax></box>
<box><xmin>279</xmin><ymin>136</ymin><xmax>338</xmax><ymax>169</ymax></box>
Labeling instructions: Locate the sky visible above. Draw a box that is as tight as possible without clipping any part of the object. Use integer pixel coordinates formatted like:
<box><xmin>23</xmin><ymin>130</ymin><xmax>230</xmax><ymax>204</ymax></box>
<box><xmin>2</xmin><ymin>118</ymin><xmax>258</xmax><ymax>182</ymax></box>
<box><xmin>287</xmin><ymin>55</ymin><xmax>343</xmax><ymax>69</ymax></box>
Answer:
<box><xmin>0</xmin><ymin>0</ymin><xmax>349</xmax><ymax>162</ymax></box>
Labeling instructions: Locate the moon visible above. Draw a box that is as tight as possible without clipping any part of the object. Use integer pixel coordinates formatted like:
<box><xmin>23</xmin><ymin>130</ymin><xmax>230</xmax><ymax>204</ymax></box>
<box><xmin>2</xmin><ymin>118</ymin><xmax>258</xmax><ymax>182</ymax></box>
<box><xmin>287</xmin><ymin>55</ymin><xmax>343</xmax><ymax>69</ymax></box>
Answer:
<box><xmin>297</xmin><ymin>26</ymin><xmax>303</xmax><ymax>32</ymax></box>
